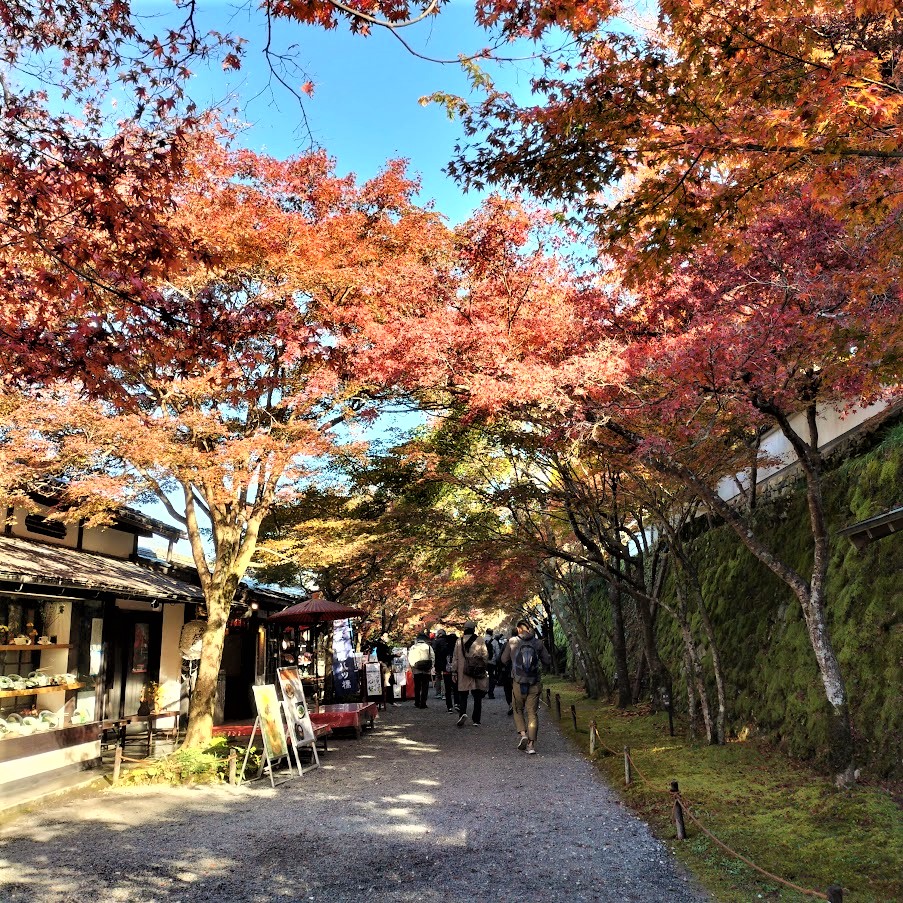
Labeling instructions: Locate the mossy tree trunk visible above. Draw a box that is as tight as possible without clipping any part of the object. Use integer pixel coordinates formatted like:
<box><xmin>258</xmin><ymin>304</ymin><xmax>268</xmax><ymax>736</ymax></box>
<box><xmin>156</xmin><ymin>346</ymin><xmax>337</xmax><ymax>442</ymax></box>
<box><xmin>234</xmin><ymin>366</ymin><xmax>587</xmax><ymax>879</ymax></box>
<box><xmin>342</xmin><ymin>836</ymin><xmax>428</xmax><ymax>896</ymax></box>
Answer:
<box><xmin>673</xmin><ymin>580</ymin><xmax>715</xmax><ymax>743</ymax></box>
<box><xmin>609</xmin><ymin>581</ymin><xmax>632</xmax><ymax>708</ymax></box>
<box><xmin>660</xmin><ymin>404</ymin><xmax>854</xmax><ymax>781</ymax></box>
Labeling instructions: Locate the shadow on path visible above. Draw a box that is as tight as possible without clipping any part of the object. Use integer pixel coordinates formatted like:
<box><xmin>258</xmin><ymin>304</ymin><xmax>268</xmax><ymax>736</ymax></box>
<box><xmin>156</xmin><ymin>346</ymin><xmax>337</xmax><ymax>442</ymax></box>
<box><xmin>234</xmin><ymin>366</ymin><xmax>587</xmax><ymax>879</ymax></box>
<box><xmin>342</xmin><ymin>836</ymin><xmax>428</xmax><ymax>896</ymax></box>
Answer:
<box><xmin>0</xmin><ymin>694</ymin><xmax>709</xmax><ymax>902</ymax></box>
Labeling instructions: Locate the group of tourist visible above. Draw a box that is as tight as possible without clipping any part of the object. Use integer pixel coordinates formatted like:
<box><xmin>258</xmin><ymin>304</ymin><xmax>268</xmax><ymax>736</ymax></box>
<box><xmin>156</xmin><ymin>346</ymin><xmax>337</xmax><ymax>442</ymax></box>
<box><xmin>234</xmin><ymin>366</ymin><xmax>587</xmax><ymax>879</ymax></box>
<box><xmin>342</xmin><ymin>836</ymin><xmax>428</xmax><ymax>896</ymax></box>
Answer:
<box><xmin>404</xmin><ymin>619</ymin><xmax>552</xmax><ymax>755</ymax></box>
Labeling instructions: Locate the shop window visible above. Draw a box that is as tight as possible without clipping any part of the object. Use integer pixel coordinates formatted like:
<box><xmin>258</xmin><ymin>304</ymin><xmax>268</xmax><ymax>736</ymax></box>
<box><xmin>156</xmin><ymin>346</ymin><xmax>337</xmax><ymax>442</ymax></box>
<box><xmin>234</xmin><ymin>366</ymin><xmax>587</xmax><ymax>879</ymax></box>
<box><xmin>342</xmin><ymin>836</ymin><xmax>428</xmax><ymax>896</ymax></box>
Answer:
<box><xmin>24</xmin><ymin>514</ymin><xmax>67</xmax><ymax>539</ymax></box>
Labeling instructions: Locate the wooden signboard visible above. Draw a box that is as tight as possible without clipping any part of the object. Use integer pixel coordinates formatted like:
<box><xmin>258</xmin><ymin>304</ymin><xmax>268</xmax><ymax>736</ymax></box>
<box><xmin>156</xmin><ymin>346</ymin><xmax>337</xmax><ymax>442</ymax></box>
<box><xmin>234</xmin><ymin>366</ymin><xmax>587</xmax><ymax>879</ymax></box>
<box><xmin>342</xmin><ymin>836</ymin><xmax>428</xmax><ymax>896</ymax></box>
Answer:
<box><xmin>238</xmin><ymin>684</ymin><xmax>294</xmax><ymax>788</ymax></box>
<box><xmin>277</xmin><ymin>666</ymin><xmax>320</xmax><ymax>774</ymax></box>
<box><xmin>365</xmin><ymin>661</ymin><xmax>383</xmax><ymax>699</ymax></box>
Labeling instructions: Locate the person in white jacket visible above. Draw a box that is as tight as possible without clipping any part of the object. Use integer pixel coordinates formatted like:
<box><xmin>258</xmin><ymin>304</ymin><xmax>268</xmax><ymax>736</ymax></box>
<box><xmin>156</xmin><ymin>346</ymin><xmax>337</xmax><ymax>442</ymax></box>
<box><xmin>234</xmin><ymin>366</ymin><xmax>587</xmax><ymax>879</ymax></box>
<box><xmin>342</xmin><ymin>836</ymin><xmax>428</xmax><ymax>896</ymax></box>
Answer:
<box><xmin>407</xmin><ymin>631</ymin><xmax>435</xmax><ymax>709</ymax></box>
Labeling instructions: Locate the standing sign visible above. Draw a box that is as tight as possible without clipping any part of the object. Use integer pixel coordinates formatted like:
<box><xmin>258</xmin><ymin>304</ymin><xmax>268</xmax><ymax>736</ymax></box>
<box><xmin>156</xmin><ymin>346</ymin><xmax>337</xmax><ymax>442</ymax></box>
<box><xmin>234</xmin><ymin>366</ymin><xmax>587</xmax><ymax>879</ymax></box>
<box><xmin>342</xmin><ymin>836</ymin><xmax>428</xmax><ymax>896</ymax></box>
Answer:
<box><xmin>277</xmin><ymin>666</ymin><xmax>316</xmax><ymax>744</ymax></box>
<box><xmin>277</xmin><ymin>666</ymin><xmax>320</xmax><ymax>774</ymax></box>
<box><xmin>365</xmin><ymin>661</ymin><xmax>383</xmax><ymax>699</ymax></box>
<box><xmin>239</xmin><ymin>684</ymin><xmax>293</xmax><ymax>788</ymax></box>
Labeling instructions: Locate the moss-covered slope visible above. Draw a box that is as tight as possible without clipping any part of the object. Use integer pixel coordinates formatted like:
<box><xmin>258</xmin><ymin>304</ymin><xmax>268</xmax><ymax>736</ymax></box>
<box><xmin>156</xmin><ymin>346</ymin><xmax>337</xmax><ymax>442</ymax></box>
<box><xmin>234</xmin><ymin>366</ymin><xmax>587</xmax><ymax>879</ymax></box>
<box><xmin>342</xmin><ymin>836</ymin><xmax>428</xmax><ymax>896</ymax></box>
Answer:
<box><xmin>657</xmin><ymin>422</ymin><xmax>903</xmax><ymax>778</ymax></box>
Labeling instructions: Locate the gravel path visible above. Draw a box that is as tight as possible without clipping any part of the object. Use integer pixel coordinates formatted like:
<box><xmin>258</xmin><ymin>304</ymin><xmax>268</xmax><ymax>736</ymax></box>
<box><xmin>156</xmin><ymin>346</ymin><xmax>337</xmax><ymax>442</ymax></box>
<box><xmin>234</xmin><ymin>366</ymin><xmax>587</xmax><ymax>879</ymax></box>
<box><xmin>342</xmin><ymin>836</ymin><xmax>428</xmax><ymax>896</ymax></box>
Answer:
<box><xmin>0</xmin><ymin>693</ymin><xmax>709</xmax><ymax>902</ymax></box>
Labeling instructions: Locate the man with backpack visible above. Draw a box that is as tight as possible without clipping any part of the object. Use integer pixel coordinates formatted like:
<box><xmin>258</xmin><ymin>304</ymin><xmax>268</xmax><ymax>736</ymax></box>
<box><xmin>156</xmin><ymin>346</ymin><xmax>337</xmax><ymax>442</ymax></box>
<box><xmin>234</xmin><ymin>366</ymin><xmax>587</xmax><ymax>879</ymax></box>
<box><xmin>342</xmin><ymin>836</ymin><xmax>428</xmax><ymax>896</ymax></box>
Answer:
<box><xmin>450</xmin><ymin>621</ymin><xmax>489</xmax><ymax>726</ymax></box>
<box><xmin>500</xmin><ymin>619</ymin><xmax>552</xmax><ymax>755</ymax></box>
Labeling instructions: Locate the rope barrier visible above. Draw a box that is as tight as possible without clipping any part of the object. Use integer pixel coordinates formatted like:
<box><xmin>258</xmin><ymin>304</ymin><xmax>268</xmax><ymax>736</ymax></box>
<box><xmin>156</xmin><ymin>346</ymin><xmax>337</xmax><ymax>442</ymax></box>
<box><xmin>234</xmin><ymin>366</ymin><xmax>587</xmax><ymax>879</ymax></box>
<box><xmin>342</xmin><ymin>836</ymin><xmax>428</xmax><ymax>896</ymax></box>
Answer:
<box><xmin>584</xmin><ymin>718</ymin><xmax>837</xmax><ymax>900</ymax></box>
<box><xmin>676</xmin><ymin>795</ymin><xmax>830</xmax><ymax>900</ymax></box>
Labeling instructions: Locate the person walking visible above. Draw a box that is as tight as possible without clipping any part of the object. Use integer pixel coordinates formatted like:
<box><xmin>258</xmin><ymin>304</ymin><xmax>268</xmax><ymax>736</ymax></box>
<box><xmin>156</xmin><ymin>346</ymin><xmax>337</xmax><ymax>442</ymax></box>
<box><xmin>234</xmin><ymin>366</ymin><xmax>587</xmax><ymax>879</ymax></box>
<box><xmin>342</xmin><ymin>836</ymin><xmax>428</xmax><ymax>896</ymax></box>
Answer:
<box><xmin>407</xmin><ymin>631</ymin><xmax>435</xmax><ymax>709</ymax></box>
<box><xmin>501</xmin><ymin>619</ymin><xmax>551</xmax><ymax>754</ymax></box>
<box><xmin>442</xmin><ymin>632</ymin><xmax>458</xmax><ymax>713</ymax></box>
<box><xmin>432</xmin><ymin>629</ymin><xmax>447</xmax><ymax>699</ymax></box>
<box><xmin>496</xmin><ymin>630</ymin><xmax>514</xmax><ymax>716</ymax></box>
<box><xmin>484</xmin><ymin>629</ymin><xmax>497</xmax><ymax>699</ymax></box>
<box><xmin>451</xmin><ymin>621</ymin><xmax>489</xmax><ymax>727</ymax></box>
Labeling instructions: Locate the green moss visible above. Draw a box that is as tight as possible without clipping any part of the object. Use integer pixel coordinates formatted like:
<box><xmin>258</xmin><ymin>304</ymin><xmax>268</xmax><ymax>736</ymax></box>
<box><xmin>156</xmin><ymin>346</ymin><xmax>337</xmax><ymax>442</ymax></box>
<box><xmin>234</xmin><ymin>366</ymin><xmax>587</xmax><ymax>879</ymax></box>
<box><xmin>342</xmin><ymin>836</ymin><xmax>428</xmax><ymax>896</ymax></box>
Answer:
<box><xmin>652</xmin><ymin>423</ymin><xmax>903</xmax><ymax>778</ymax></box>
<box><xmin>547</xmin><ymin>677</ymin><xmax>903</xmax><ymax>903</ymax></box>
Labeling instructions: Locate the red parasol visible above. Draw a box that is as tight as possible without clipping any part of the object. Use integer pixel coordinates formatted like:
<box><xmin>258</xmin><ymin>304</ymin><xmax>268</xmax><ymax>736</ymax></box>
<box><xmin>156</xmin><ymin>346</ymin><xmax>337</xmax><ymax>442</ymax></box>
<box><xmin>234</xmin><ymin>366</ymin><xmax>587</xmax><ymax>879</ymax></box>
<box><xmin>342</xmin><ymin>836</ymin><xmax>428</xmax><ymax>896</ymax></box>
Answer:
<box><xmin>268</xmin><ymin>596</ymin><xmax>366</xmax><ymax>626</ymax></box>
<box><xmin>268</xmin><ymin>596</ymin><xmax>366</xmax><ymax>701</ymax></box>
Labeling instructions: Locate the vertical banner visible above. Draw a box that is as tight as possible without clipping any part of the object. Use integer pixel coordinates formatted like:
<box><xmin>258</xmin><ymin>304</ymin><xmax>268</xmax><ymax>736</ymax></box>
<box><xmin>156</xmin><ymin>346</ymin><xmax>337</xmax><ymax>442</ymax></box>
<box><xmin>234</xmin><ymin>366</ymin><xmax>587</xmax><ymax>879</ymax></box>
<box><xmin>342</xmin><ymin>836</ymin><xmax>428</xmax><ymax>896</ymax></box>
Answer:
<box><xmin>332</xmin><ymin>618</ymin><xmax>359</xmax><ymax>699</ymax></box>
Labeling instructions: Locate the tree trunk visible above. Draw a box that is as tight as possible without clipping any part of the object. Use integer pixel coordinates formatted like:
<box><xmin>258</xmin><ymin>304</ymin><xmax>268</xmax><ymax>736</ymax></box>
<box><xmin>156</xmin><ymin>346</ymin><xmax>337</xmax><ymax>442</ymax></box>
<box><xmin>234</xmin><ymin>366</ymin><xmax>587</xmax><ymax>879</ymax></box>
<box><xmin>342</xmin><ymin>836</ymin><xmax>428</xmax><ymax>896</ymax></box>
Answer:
<box><xmin>633</xmin><ymin>589</ymin><xmax>672</xmax><ymax>712</ymax></box>
<box><xmin>609</xmin><ymin>581</ymin><xmax>632</xmax><ymax>708</ymax></box>
<box><xmin>182</xmin><ymin>593</ymin><xmax>230</xmax><ymax>748</ymax></box>
<box><xmin>674</xmin><ymin>582</ymin><xmax>714</xmax><ymax>743</ymax></box>
<box><xmin>682</xmin><ymin>648</ymin><xmax>698</xmax><ymax>739</ymax></box>
<box><xmin>692</xmin><ymin>583</ymin><xmax>727</xmax><ymax>744</ymax></box>
<box><xmin>802</xmin><ymin>584</ymin><xmax>854</xmax><ymax>784</ymax></box>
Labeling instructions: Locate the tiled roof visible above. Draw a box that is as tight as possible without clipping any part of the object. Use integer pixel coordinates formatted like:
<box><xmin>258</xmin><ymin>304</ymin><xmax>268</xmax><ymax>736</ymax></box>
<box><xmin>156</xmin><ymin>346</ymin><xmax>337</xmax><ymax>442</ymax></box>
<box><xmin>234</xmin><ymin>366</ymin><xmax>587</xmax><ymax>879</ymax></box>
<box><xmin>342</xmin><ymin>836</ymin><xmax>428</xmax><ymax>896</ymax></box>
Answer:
<box><xmin>0</xmin><ymin>535</ymin><xmax>203</xmax><ymax>601</ymax></box>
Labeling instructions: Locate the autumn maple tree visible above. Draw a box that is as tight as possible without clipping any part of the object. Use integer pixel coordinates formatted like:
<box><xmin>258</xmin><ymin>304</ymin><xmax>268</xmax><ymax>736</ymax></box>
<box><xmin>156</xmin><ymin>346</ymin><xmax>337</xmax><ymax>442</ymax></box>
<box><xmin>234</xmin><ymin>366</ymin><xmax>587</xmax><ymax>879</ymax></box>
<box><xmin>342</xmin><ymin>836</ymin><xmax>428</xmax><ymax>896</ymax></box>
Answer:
<box><xmin>450</xmin><ymin>0</ymin><xmax>903</xmax><ymax>272</ymax></box>
<box><xmin>0</xmin><ymin>0</ymin><xmax>448</xmax><ymax>392</ymax></box>
<box><xmin>3</xmin><ymin>135</ymin><xmax>452</xmax><ymax>746</ymax></box>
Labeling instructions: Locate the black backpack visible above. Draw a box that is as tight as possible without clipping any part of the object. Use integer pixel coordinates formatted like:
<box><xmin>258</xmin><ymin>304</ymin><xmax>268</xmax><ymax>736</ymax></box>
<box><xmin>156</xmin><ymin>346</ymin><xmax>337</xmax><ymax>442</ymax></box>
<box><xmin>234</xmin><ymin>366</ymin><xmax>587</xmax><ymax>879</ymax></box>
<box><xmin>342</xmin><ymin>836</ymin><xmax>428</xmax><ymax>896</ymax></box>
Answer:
<box><xmin>513</xmin><ymin>638</ymin><xmax>541</xmax><ymax>684</ymax></box>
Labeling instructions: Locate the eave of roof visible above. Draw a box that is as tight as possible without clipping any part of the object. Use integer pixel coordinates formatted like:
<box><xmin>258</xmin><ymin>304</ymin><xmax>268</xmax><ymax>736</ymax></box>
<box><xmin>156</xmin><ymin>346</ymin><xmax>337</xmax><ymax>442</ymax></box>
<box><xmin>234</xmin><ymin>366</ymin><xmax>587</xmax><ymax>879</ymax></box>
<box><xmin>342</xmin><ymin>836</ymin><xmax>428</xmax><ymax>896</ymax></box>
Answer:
<box><xmin>838</xmin><ymin>505</ymin><xmax>903</xmax><ymax>550</ymax></box>
<box><xmin>0</xmin><ymin>535</ymin><xmax>203</xmax><ymax>602</ymax></box>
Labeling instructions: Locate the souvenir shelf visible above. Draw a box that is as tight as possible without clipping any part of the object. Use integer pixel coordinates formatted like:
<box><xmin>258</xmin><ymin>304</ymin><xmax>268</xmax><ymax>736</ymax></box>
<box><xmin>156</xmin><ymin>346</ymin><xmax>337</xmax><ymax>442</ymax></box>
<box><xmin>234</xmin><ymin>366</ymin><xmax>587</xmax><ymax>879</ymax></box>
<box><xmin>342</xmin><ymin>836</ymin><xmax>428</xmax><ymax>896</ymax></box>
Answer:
<box><xmin>0</xmin><ymin>642</ymin><xmax>78</xmax><ymax>700</ymax></box>
<box><xmin>0</xmin><ymin>682</ymin><xmax>85</xmax><ymax>699</ymax></box>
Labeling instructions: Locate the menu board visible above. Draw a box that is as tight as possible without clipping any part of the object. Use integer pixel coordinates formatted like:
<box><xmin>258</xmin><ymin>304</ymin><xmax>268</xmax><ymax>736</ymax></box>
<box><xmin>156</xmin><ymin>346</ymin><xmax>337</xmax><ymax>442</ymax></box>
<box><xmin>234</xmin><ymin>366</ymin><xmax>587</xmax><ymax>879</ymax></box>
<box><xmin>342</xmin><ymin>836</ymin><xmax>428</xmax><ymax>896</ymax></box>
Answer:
<box><xmin>277</xmin><ymin>666</ymin><xmax>316</xmax><ymax>745</ymax></box>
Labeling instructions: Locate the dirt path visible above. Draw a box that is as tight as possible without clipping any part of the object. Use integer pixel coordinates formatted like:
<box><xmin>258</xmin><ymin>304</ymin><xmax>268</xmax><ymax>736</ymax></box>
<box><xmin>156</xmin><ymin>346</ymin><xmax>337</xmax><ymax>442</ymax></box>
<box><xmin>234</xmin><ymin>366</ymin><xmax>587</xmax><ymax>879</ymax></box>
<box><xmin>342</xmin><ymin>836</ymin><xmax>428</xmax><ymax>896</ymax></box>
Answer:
<box><xmin>0</xmin><ymin>693</ymin><xmax>709</xmax><ymax>902</ymax></box>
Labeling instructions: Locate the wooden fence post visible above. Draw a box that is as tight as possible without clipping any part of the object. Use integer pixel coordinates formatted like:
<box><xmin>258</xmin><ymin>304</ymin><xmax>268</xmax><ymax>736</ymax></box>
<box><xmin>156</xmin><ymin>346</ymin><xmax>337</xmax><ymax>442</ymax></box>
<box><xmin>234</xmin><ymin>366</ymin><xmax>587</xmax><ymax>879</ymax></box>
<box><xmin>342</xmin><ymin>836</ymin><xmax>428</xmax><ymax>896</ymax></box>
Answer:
<box><xmin>228</xmin><ymin>750</ymin><xmax>237</xmax><ymax>786</ymax></box>
<box><xmin>554</xmin><ymin>693</ymin><xmax>561</xmax><ymax>721</ymax></box>
<box><xmin>113</xmin><ymin>746</ymin><xmax>122</xmax><ymax>783</ymax></box>
<box><xmin>545</xmin><ymin>688</ymin><xmax>551</xmax><ymax>708</ymax></box>
<box><xmin>589</xmin><ymin>720</ymin><xmax>596</xmax><ymax>756</ymax></box>
<box><xmin>826</xmin><ymin>886</ymin><xmax>843</xmax><ymax>903</ymax></box>
<box><xmin>570</xmin><ymin>704</ymin><xmax>578</xmax><ymax>731</ymax></box>
<box><xmin>670</xmin><ymin>780</ymin><xmax>686</xmax><ymax>840</ymax></box>
<box><xmin>624</xmin><ymin>747</ymin><xmax>632</xmax><ymax>786</ymax></box>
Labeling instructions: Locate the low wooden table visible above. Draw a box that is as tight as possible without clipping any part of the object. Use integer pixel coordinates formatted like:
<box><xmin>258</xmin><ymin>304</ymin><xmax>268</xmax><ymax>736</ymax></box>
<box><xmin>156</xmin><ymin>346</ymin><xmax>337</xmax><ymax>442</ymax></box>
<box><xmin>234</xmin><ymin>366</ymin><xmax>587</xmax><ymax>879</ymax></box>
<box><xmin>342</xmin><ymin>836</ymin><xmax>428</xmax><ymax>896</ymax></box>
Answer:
<box><xmin>131</xmin><ymin>711</ymin><xmax>180</xmax><ymax>757</ymax></box>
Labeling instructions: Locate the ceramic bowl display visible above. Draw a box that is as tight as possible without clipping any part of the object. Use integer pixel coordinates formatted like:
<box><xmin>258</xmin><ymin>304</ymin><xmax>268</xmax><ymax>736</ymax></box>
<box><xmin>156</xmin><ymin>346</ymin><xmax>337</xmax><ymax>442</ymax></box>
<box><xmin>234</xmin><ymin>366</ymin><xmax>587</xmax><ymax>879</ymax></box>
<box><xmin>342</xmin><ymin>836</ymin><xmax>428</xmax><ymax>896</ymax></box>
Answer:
<box><xmin>0</xmin><ymin>677</ymin><xmax>11</xmax><ymax>690</ymax></box>
<box><xmin>71</xmin><ymin>709</ymin><xmax>88</xmax><ymax>724</ymax></box>
<box><xmin>19</xmin><ymin>716</ymin><xmax>38</xmax><ymax>735</ymax></box>
<box><xmin>12</xmin><ymin>636</ymin><xmax>30</xmax><ymax>645</ymax></box>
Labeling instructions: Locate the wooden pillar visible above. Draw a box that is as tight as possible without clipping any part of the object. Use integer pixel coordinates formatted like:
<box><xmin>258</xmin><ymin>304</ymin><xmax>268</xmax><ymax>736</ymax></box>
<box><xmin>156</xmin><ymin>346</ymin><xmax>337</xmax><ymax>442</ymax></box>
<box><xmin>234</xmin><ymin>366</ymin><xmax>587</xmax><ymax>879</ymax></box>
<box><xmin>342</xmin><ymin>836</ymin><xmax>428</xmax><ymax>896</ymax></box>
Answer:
<box><xmin>570</xmin><ymin>704</ymin><xmax>578</xmax><ymax>731</ymax></box>
<box><xmin>554</xmin><ymin>693</ymin><xmax>561</xmax><ymax>721</ymax></box>
<box><xmin>624</xmin><ymin>747</ymin><xmax>632</xmax><ymax>785</ymax></box>
<box><xmin>826</xmin><ymin>886</ymin><xmax>843</xmax><ymax>903</ymax></box>
<box><xmin>228</xmin><ymin>750</ymin><xmax>237</xmax><ymax>785</ymax></box>
<box><xmin>589</xmin><ymin>720</ymin><xmax>596</xmax><ymax>755</ymax></box>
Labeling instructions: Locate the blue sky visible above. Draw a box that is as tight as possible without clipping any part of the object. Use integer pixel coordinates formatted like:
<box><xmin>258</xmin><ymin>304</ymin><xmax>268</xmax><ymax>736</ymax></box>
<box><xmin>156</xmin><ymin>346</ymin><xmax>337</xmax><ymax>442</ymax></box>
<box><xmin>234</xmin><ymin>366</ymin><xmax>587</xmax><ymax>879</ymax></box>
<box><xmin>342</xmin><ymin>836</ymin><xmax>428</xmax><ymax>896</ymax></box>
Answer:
<box><xmin>131</xmin><ymin>2</ymin><xmax>543</xmax><ymax>549</ymax></box>
<box><xmin>135</xmin><ymin>0</ymin><xmax>543</xmax><ymax>225</ymax></box>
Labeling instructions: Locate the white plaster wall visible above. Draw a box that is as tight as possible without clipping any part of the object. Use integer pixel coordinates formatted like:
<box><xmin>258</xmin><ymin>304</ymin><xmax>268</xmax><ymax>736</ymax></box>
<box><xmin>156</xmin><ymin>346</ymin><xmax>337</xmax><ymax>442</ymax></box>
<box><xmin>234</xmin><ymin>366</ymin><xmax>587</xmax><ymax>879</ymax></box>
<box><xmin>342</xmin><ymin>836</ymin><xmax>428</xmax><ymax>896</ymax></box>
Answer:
<box><xmin>80</xmin><ymin>526</ymin><xmax>133</xmax><ymax>558</ymax></box>
<box><xmin>158</xmin><ymin>603</ymin><xmax>186</xmax><ymax>727</ymax></box>
<box><xmin>9</xmin><ymin>504</ymin><xmax>134</xmax><ymax>558</ymax></box>
<box><xmin>718</xmin><ymin>397</ymin><xmax>892</xmax><ymax>501</ymax></box>
<box><xmin>0</xmin><ymin>740</ymin><xmax>100</xmax><ymax>785</ymax></box>
<box><xmin>10</xmin><ymin>504</ymin><xmax>73</xmax><ymax>548</ymax></box>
